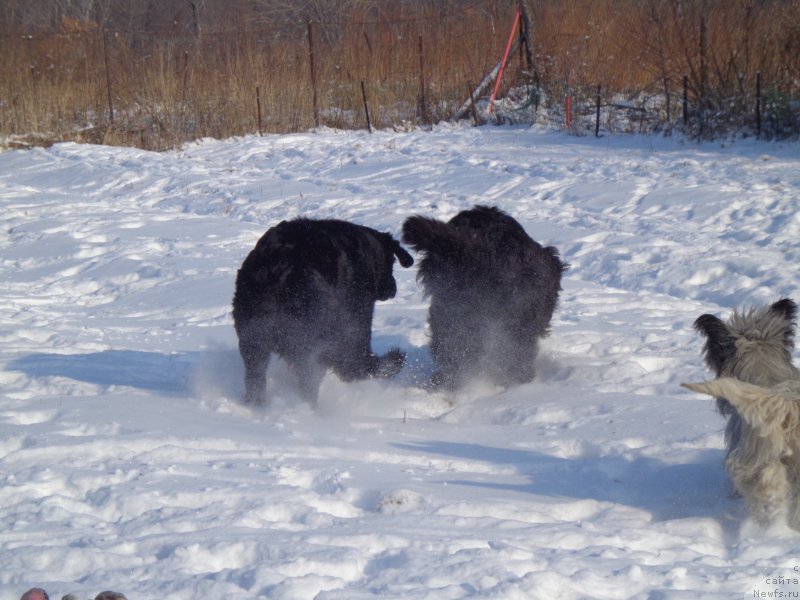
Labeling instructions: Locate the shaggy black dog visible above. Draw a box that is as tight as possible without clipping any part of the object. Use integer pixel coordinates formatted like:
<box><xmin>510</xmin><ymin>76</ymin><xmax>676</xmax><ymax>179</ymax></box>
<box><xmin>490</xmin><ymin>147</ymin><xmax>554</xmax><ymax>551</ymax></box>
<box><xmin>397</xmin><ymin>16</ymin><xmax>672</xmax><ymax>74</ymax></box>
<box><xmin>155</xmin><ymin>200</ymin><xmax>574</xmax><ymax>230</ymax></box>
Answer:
<box><xmin>232</xmin><ymin>218</ymin><xmax>414</xmax><ymax>406</ymax></box>
<box><xmin>402</xmin><ymin>205</ymin><xmax>568</xmax><ymax>390</ymax></box>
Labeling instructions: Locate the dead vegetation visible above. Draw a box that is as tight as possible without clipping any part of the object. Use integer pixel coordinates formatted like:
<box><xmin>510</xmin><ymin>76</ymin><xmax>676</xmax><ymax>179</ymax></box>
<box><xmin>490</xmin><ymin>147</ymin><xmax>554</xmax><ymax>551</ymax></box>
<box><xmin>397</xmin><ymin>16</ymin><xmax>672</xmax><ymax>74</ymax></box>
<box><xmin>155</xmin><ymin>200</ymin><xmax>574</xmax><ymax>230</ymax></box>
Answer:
<box><xmin>1</xmin><ymin>0</ymin><xmax>797</xmax><ymax>150</ymax></box>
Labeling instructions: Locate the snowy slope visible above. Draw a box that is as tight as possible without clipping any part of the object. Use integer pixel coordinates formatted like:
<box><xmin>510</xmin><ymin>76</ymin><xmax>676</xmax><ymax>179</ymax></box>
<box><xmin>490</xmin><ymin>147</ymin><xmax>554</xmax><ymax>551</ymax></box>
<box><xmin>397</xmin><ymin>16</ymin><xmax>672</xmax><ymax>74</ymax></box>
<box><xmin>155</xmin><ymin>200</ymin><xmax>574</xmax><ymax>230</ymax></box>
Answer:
<box><xmin>1</xmin><ymin>125</ymin><xmax>800</xmax><ymax>600</ymax></box>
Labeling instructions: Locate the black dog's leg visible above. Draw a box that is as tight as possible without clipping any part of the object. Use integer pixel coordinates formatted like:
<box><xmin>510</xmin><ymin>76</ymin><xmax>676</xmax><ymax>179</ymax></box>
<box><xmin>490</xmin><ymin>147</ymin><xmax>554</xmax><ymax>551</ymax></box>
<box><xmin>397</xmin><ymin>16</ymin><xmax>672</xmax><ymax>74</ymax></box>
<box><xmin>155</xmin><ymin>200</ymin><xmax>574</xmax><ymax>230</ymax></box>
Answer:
<box><xmin>238</xmin><ymin>334</ymin><xmax>271</xmax><ymax>406</ymax></box>
<box><xmin>428</xmin><ymin>347</ymin><xmax>462</xmax><ymax>390</ymax></box>
<box><xmin>331</xmin><ymin>345</ymin><xmax>406</xmax><ymax>382</ymax></box>
<box><xmin>427</xmin><ymin>334</ymin><xmax>465</xmax><ymax>389</ymax></box>
<box><xmin>427</xmin><ymin>305</ymin><xmax>472</xmax><ymax>390</ymax></box>
<box><xmin>327</xmin><ymin>304</ymin><xmax>377</xmax><ymax>381</ymax></box>
<box><xmin>289</xmin><ymin>353</ymin><xmax>326</xmax><ymax>406</ymax></box>
<box><xmin>326</xmin><ymin>304</ymin><xmax>406</xmax><ymax>382</ymax></box>
<box><xmin>372</xmin><ymin>348</ymin><xmax>406</xmax><ymax>378</ymax></box>
<box><xmin>490</xmin><ymin>327</ymin><xmax>537</xmax><ymax>386</ymax></box>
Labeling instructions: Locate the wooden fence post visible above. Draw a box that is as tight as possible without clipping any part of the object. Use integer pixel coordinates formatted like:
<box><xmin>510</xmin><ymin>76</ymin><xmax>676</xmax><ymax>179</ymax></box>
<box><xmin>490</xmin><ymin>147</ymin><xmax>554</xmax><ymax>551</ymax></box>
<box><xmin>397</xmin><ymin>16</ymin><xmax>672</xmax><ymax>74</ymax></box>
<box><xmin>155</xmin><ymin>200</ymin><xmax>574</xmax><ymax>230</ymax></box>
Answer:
<box><xmin>595</xmin><ymin>84</ymin><xmax>601</xmax><ymax>137</ymax></box>
<box><xmin>180</xmin><ymin>50</ymin><xmax>190</xmax><ymax>103</ymax></box>
<box><xmin>756</xmin><ymin>71</ymin><xmax>762</xmax><ymax>138</ymax></box>
<box><xmin>565</xmin><ymin>74</ymin><xmax>572</xmax><ymax>129</ymax></box>
<box><xmin>307</xmin><ymin>20</ymin><xmax>320</xmax><ymax>128</ymax></box>
<box><xmin>256</xmin><ymin>86</ymin><xmax>264</xmax><ymax>134</ymax></box>
<box><xmin>466</xmin><ymin>82</ymin><xmax>481</xmax><ymax>126</ymax></box>
<box><xmin>188</xmin><ymin>1</ymin><xmax>201</xmax><ymax>41</ymax></box>
<box><xmin>682</xmin><ymin>74</ymin><xmax>689</xmax><ymax>125</ymax></box>
<box><xmin>361</xmin><ymin>81</ymin><xmax>372</xmax><ymax>133</ymax></box>
<box><xmin>699</xmin><ymin>11</ymin><xmax>708</xmax><ymax>110</ymax></box>
<box><xmin>418</xmin><ymin>36</ymin><xmax>430</xmax><ymax>126</ymax></box>
<box><xmin>102</xmin><ymin>29</ymin><xmax>115</xmax><ymax>125</ymax></box>
<box><xmin>518</xmin><ymin>0</ymin><xmax>534</xmax><ymax>72</ymax></box>
<box><xmin>699</xmin><ymin>6</ymin><xmax>708</xmax><ymax>135</ymax></box>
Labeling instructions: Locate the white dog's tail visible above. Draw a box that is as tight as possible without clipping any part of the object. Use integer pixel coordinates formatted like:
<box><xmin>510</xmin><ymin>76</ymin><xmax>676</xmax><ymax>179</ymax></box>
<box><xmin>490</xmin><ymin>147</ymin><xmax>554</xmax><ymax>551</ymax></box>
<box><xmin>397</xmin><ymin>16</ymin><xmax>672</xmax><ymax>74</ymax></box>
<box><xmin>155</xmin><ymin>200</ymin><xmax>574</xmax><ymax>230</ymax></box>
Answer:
<box><xmin>682</xmin><ymin>377</ymin><xmax>800</xmax><ymax>436</ymax></box>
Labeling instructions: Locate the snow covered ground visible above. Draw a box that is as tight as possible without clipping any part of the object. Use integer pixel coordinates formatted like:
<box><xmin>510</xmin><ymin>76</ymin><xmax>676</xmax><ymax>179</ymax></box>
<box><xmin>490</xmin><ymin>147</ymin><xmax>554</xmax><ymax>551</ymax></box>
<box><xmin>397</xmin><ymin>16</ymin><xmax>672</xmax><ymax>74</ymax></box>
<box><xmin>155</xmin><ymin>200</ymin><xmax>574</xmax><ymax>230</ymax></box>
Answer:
<box><xmin>1</xmin><ymin>124</ymin><xmax>800</xmax><ymax>599</ymax></box>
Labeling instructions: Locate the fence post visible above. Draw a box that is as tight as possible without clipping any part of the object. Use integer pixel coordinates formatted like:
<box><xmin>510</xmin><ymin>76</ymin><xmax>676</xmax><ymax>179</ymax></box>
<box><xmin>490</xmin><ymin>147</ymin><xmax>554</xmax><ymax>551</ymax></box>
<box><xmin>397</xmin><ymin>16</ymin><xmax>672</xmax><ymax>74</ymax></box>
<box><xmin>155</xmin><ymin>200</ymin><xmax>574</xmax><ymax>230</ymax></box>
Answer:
<box><xmin>518</xmin><ymin>0</ymin><xmax>533</xmax><ymax>72</ymax></box>
<box><xmin>256</xmin><ymin>86</ymin><xmax>263</xmax><ymax>135</ymax></box>
<box><xmin>361</xmin><ymin>81</ymin><xmax>372</xmax><ymax>133</ymax></box>
<box><xmin>565</xmin><ymin>74</ymin><xmax>572</xmax><ymax>129</ymax></box>
<box><xmin>102</xmin><ymin>29</ymin><xmax>115</xmax><ymax>125</ymax></box>
<box><xmin>180</xmin><ymin>50</ymin><xmax>190</xmax><ymax>103</ymax></box>
<box><xmin>699</xmin><ymin>11</ymin><xmax>708</xmax><ymax>110</ymax></box>
<box><xmin>307</xmin><ymin>20</ymin><xmax>320</xmax><ymax>128</ymax></box>
<box><xmin>595</xmin><ymin>84</ymin><xmax>601</xmax><ymax>137</ymax></box>
<box><xmin>188</xmin><ymin>1</ymin><xmax>201</xmax><ymax>41</ymax></box>
<box><xmin>466</xmin><ymin>81</ymin><xmax>481</xmax><ymax>126</ymax></box>
<box><xmin>682</xmin><ymin>74</ymin><xmax>688</xmax><ymax>125</ymax></box>
<box><xmin>756</xmin><ymin>71</ymin><xmax>762</xmax><ymax>138</ymax></box>
<box><xmin>699</xmin><ymin>8</ymin><xmax>708</xmax><ymax>136</ymax></box>
<box><xmin>418</xmin><ymin>36</ymin><xmax>430</xmax><ymax>126</ymax></box>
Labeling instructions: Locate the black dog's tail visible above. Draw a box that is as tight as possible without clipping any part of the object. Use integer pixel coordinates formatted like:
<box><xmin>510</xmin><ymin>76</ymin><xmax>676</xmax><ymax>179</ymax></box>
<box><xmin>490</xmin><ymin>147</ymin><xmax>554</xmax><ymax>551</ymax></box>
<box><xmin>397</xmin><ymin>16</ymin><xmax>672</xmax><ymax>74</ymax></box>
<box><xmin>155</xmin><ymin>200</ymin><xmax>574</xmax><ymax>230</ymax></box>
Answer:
<box><xmin>546</xmin><ymin>245</ymin><xmax>571</xmax><ymax>279</ymax></box>
<box><xmin>402</xmin><ymin>215</ymin><xmax>464</xmax><ymax>258</ymax></box>
<box><xmin>383</xmin><ymin>234</ymin><xmax>414</xmax><ymax>268</ymax></box>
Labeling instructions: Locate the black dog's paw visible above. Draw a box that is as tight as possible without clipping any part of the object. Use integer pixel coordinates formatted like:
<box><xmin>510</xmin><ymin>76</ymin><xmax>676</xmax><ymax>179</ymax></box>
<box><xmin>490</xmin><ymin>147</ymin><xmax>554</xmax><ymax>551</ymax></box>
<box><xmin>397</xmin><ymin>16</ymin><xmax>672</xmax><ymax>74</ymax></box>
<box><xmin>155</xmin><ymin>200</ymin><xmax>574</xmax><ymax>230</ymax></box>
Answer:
<box><xmin>426</xmin><ymin>369</ymin><xmax>464</xmax><ymax>392</ymax></box>
<box><xmin>427</xmin><ymin>370</ymin><xmax>448</xmax><ymax>390</ymax></box>
<box><xmin>374</xmin><ymin>348</ymin><xmax>406</xmax><ymax>378</ymax></box>
<box><xmin>243</xmin><ymin>388</ymin><xmax>268</xmax><ymax>407</ymax></box>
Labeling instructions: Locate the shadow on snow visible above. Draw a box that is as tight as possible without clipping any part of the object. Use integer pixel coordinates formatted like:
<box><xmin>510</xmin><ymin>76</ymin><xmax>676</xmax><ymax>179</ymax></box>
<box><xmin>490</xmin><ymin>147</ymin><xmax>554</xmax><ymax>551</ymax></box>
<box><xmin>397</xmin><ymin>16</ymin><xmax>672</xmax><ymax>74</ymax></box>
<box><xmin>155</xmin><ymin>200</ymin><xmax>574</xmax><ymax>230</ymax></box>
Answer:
<box><xmin>6</xmin><ymin>350</ymin><xmax>200</xmax><ymax>395</ymax></box>
<box><xmin>392</xmin><ymin>440</ymin><xmax>741</xmax><ymax>527</ymax></box>
<box><xmin>4</xmin><ymin>335</ymin><xmax>430</xmax><ymax>397</ymax></box>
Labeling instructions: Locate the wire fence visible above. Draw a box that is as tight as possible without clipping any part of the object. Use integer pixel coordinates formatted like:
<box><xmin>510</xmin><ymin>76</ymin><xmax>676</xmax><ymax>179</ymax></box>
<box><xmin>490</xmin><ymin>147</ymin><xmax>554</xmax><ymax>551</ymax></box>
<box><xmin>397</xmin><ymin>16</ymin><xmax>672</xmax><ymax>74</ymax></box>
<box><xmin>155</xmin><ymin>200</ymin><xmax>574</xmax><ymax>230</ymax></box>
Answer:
<box><xmin>1</xmin><ymin>0</ymin><xmax>798</xmax><ymax>150</ymax></box>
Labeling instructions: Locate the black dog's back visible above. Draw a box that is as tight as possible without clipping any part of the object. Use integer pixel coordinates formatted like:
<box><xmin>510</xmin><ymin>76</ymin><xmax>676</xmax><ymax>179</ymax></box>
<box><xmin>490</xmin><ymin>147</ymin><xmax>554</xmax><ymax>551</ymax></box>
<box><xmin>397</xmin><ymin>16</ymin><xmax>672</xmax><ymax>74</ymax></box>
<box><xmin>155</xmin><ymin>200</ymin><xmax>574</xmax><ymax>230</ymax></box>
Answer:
<box><xmin>403</xmin><ymin>206</ymin><xmax>567</xmax><ymax>330</ymax></box>
<box><xmin>233</xmin><ymin>218</ymin><xmax>413</xmax><ymax>405</ymax></box>
<box><xmin>236</xmin><ymin>219</ymin><xmax>366</xmax><ymax>319</ymax></box>
<box><xmin>235</xmin><ymin>221</ymin><xmax>332</xmax><ymax>321</ymax></box>
<box><xmin>403</xmin><ymin>205</ymin><xmax>568</xmax><ymax>389</ymax></box>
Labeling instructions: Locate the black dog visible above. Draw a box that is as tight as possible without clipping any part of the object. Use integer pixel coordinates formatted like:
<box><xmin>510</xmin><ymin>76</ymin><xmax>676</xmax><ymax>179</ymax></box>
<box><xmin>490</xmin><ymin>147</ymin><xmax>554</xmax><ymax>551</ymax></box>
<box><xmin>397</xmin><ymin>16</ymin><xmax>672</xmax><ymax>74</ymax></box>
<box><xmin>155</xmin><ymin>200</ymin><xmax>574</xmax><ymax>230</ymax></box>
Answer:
<box><xmin>402</xmin><ymin>205</ymin><xmax>568</xmax><ymax>389</ymax></box>
<box><xmin>232</xmin><ymin>218</ymin><xmax>414</xmax><ymax>405</ymax></box>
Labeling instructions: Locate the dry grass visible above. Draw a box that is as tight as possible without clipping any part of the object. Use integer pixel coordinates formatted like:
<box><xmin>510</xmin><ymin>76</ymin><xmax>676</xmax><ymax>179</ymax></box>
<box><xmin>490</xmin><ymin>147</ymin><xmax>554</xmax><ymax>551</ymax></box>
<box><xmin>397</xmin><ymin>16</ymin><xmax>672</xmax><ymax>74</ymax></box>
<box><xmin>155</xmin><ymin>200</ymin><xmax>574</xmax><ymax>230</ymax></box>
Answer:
<box><xmin>1</xmin><ymin>0</ymin><xmax>797</xmax><ymax>150</ymax></box>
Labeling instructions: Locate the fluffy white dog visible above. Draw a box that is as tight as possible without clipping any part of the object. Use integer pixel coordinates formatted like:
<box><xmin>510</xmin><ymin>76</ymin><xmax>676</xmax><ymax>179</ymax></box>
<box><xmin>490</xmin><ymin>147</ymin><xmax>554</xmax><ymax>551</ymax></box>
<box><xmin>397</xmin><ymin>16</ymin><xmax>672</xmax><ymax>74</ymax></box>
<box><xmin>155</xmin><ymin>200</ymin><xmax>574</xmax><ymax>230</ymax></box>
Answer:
<box><xmin>685</xmin><ymin>298</ymin><xmax>800</xmax><ymax>529</ymax></box>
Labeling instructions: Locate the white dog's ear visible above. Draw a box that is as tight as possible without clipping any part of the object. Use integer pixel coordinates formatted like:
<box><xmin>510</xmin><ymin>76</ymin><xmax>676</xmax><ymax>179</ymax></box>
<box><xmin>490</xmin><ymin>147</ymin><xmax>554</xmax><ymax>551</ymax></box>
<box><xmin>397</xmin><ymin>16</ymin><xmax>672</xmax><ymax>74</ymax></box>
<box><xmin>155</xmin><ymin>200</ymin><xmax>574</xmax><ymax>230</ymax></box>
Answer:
<box><xmin>770</xmin><ymin>298</ymin><xmax>798</xmax><ymax>322</ymax></box>
<box><xmin>693</xmin><ymin>314</ymin><xmax>737</xmax><ymax>376</ymax></box>
<box><xmin>682</xmin><ymin>378</ymin><xmax>800</xmax><ymax>435</ymax></box>
<box><xmin>770</xmin><ymin>298</ymin><xmax>798</xmax><ymax>350</ymax></box>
